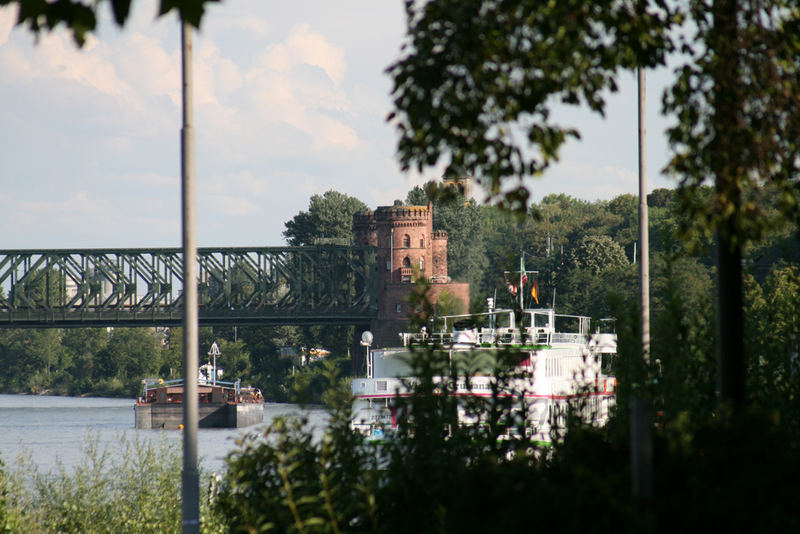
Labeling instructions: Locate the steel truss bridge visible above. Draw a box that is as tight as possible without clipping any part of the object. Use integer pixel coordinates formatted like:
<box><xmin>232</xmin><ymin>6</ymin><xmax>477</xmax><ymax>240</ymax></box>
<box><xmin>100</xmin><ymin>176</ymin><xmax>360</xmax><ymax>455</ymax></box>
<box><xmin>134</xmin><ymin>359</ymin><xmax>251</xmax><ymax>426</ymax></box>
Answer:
<box><xmin>0</xmin><ymin>246</ymin><xmax>377</xmax><ymax>328</ymax></box>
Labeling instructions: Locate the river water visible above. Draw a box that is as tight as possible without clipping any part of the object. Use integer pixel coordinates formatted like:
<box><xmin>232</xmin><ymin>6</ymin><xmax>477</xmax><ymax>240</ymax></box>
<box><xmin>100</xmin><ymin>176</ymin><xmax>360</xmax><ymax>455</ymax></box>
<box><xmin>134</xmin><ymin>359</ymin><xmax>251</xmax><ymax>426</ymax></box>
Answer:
<box><xmin>0</xmin><ymin>394</ymin><xmax>328</xmax><ymax>474</ymax></box>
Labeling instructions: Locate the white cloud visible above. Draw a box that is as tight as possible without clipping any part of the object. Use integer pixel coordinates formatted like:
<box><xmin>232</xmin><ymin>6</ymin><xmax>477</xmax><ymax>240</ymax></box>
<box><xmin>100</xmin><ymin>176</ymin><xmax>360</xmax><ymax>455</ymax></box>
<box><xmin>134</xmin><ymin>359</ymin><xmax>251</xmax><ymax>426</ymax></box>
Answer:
<box><xmin>205</xmin><ymin>13</ymin><xmax>270</xmax><ymax>40</ymax></box>
<box><xmin>1</xmin><ymin>191</ymin><xmax>109</xmax><ymax>230</ymax></box>
<box><xmin>194</xmin><ymin>39</ymin><xmax>241</xmax><ymax>105</ymax></box>
<box><xmin>236</xmin><ymin>23</ymin><xmax>357</xmax><ymax>150</ymax></box>
<box><xmin>207</xmin><ymin>194</ymin><xmax>259</xmax><ymax>217</ymax></box>
<box><xmin>0</xmin><ymin>43</ymin><xmax>35</xmax><ymax>82</ymax></box>
<box><xmin>0</xmin><ymin>23</ymin><xmax>178</xmax><ymax>139</ymax></box>
<box><xmin>115</xmin><ymin>31</ymin><xmax>180</xmax><ymax>106</ymax></box>
<box><xmin>122</xmin><ymin>172</ymin><xmax>177</xmax><ymax>188</ymax></box>
<box><xmin>260</xmin><ymin>23</ymin><xmax>345</xmax><ymax>87</ymax></box>
<box><xmin>206</xmin><ymin>170</ymin><xmax>268</xmax><ymax>197</ymax></box>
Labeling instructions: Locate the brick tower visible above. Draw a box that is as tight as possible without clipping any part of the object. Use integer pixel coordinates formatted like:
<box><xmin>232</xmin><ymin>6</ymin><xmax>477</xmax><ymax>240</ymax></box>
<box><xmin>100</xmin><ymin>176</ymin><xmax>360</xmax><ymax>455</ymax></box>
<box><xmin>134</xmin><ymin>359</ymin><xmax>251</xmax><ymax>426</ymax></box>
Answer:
<box><xmin>353</xmin><ymin>201</ymin><xmax>470</xmax><ymax>346</ymax></box>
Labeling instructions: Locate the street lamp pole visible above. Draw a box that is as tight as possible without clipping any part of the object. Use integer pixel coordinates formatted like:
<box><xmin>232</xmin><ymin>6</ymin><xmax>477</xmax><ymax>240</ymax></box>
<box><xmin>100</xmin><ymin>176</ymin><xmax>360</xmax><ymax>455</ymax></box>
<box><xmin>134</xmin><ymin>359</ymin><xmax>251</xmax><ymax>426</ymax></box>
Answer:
<box><xmin>180</xmin><ymin>20</ymin><xmax>200</xmax><ymax>534</ymax></box>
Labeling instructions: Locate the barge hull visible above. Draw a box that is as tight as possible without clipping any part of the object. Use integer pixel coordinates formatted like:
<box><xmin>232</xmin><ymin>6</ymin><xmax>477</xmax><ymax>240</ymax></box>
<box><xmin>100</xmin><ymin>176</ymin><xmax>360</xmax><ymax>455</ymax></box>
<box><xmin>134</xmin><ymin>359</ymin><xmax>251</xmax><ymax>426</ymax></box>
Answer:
<box><xmin>135</xmin><ymin>402</ymin><xmax>264</xmax><ymax>429</ymax></box>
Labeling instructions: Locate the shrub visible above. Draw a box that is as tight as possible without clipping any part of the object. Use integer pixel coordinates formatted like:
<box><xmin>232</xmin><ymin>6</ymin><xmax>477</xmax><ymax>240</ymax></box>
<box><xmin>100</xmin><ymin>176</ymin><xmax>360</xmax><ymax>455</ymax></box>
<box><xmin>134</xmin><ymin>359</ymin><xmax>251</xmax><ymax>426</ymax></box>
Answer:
<box><xmin>3</xmin><ymin>432</ymin><xmax>222</xmax><ymax>534</ymax></box>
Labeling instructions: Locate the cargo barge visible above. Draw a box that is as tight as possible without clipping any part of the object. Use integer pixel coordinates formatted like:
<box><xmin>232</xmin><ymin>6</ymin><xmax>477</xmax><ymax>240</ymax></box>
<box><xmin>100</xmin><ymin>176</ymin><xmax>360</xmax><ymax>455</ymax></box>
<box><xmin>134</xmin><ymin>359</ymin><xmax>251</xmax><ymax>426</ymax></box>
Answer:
<box><xmin>135</xmin><ymin>344</ymin><xmax>263</xmax><ymax>429</ymax></box>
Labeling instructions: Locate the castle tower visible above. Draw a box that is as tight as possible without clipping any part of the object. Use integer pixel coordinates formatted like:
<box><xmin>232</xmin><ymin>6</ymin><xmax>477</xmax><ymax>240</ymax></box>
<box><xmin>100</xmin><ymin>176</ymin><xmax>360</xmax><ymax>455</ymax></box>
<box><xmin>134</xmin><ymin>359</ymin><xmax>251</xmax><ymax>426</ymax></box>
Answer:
<box><xmin>353</xmin><ymin>201</ymin><xmax>469</xmax><ymax>346</ymax></box>
<box><xmin>432</xmin><ymin>229</ymin><xmax>448</xmax><ymax>280</ymax></box>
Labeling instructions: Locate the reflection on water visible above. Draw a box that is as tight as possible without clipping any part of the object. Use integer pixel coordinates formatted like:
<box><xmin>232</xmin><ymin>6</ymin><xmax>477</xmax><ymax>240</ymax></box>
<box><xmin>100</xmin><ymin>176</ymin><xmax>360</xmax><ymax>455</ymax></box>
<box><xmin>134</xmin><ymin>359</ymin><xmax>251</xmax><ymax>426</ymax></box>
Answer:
<box><xmin>0</xmin><ymin>394</ymin><xmax>328</xmax><ymax>474</ymax></box>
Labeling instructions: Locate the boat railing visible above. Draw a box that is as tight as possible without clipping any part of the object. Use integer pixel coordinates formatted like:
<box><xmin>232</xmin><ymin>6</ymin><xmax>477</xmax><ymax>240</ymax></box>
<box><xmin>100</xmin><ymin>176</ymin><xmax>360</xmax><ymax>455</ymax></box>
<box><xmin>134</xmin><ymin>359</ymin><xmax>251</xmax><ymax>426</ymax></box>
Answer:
<box><xmin>140</xmin><ymin>377</ymin><xmax>242</xmax><ymax>397</ymax></box>
<box><xmin>550</xmin><ymin>333</ymin><xmax>588</xmax><ymax>345</ymax></box>
<box><xmin>399</xmin><ymin>327</ymin><xmax>590</xmax><ymax>348</ymax></box>
<box><xmin>401</xmin><ymin>328</ymin><xmax>574</xmax><ymax>347</ymax></box>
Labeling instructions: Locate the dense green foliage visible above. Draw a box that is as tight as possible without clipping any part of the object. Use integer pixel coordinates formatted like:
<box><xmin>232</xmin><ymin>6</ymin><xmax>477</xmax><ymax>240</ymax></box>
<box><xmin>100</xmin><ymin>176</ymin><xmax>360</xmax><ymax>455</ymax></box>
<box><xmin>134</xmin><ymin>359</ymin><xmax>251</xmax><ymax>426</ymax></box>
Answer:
<box><xmin>283</xmin><ymin>190</ymin><xmax>368</xmax><ymax>246</ymax></box>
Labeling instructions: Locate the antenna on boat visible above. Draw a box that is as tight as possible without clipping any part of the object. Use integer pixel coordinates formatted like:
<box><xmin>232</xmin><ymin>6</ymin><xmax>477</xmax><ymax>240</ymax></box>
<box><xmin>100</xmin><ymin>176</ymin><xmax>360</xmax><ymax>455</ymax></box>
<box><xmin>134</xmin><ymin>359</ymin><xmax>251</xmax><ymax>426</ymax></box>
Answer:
<box><xmin>361</xmin><ymin>331</ymin><xmax>374</xmax><ymax>378</ymax></box>
<box><xmin>208</xmin><ymin>342</ymin><xmax>221</xmax><ymax>386</ymax></box>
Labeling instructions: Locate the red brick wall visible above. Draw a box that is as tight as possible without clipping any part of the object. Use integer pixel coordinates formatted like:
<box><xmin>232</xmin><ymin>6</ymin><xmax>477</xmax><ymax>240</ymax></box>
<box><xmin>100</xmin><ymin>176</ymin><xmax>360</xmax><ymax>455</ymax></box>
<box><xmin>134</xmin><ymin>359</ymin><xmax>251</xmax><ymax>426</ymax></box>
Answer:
<box><xmin>432</xmin><ymin>230</ymin><xmax>448</xmax><ymax>279</ymax></box>
<box><xmin>379</xmin><ymin>282</ymin><xmax>470</xmax><ymax>321</ymax></box>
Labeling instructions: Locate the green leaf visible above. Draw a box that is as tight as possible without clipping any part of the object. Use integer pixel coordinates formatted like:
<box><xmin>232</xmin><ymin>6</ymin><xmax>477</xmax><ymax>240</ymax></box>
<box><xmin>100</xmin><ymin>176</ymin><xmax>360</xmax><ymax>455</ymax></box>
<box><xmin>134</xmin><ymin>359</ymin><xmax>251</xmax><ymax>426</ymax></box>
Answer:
<box><xmin>109</xmin><ymin>0</ymin><xmax>132</xmax><ymax>26</ymax></box>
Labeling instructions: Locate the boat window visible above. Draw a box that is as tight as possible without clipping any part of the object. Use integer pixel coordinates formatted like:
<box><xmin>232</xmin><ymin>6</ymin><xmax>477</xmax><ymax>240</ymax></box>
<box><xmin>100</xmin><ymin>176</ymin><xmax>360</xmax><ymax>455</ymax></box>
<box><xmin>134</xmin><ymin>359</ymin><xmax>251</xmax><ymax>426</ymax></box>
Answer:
<box><xmin>602</xmin><ymin>353</ymin><xmax>617</xmax><ymax>375</ymax></box>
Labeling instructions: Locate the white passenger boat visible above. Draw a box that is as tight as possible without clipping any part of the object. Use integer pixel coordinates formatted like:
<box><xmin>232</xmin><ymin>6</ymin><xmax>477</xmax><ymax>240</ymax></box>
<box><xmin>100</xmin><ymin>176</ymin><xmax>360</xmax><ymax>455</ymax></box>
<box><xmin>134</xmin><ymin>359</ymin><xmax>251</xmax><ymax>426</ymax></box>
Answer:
<box><xmin>351</xmin><ymin>302</ymin><xmax>617</xmax><ymax>445</ymax></box>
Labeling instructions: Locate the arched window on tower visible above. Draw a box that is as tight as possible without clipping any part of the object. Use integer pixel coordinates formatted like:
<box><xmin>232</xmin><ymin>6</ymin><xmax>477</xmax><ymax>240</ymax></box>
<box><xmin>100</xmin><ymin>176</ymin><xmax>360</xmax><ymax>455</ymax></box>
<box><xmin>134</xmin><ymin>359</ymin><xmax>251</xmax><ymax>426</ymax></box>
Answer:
<box><xmin>402</xmin><ymin>256</ymin><xmax>411</xmax><ymax>282</ymax></box>
<box><xmin>419</xmin><ymin>237</ymin><xmax>425</xmax><ymax>248</ymax></box>
<box><xmin>419</xmin><ymin>257</ymin><xmax>425</xmax><ymax>271</ymax></box>
<box><xmin>403</xmin><ymin>234</ymin><xmax>411</xmax><ymax>248</ymax></box>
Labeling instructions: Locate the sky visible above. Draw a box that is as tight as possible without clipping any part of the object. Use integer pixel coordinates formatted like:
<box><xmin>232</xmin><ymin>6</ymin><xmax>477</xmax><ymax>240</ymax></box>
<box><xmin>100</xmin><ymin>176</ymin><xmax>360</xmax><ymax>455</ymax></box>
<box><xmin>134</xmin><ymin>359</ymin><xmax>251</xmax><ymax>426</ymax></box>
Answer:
<box><xmin>0</xmin><ymin>1</ymin><xmax>677</xmax><ymax>250</ymax></box>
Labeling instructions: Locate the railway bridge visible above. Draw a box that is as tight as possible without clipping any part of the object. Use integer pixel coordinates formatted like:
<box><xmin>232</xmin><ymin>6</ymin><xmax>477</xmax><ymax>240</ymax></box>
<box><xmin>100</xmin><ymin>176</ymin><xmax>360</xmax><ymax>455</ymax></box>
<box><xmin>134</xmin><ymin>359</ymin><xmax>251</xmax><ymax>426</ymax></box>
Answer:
<box><xmin>0</xmin><ymin>246</ymin><xmax>377</xmax><ymax>328</ymax></box>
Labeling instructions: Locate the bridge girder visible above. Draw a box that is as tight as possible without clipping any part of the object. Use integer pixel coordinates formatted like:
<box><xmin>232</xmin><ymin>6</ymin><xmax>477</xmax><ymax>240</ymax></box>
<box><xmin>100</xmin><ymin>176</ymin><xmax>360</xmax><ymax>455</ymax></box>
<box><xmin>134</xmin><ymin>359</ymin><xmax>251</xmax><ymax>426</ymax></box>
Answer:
<box><xmin>0</xmin><ymin>246</ymin><xmax>377</xmax><ymax>328</ymax></box>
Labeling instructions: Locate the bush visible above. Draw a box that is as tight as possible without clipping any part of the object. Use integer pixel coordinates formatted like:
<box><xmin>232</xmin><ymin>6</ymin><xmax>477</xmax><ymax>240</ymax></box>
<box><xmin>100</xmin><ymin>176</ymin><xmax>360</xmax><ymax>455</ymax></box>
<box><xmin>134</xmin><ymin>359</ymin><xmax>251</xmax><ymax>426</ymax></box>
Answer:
<box><xmin>0</xmin><ymin>459</ymin><xmax>20</xmax><ymax>534</ymax></box>
<box><xmin>2</xmin><ymin>432</ymin><xmax>222</xmax><ymax>534</ymax></box>
<box><xmin>216</xmin><ymin>363</ymin><xmax>381</xmax><ymax>533</ymax></box>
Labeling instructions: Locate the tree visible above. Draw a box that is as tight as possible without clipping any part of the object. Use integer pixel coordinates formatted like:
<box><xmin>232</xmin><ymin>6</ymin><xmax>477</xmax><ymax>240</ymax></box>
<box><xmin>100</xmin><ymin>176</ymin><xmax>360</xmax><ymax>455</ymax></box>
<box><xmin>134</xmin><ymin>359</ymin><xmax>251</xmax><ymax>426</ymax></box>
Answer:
<box><xmin>0</xmin><ymin>328</ymin><xmax>61</xmax><ymax>392</ymax></box>
<box><xmin>663</xmin><ymin>0</ymin><xmax>800</xmax><ymax>409</ymax></box>
<box><xmin>405</xmin><ymin>184</ymin><xmax>430</xmax><ymax>207</ymax></box>
<box><xmin>434</xmin><ymin>289</ymin><xmax>465</xmax><ymax>316</ymax></box>
<box><xmin>283</xmin><ymin>190</ymin><xmax>368</xmax><ymax>246</ymax></box>
<box><xmin>568</xmin><ymin>235</ymin><xmax>629</xmax><ymax>275</ymax></box>
<box><xmin>61</xmin><ymin>328</ymin><xmax>110</xmax><ymax>391</ymax></box>
<box><xmin>607</xmin><ymin>194</ymin><xmax>639</xmax><ymax>251</ymax></box>
<box><xmin>405</xmin><ymin>181</ymin><xmax>488</xmax><ymax>299</ymax></box>
<box><xmin>389</xmin><ymin>0</ymin><xmax>800</xmax><ymax>412</ymax></box>
<box><xmin>101</xmin><ymin>327</ymin><xmax>164</xmax><ymax>385</ymax></box>
<box><xmin>282</xmin><ymin>191</ymin><xmax>368</xmax><ymax>387</ymax></box>
<box><xmin>388</xmin><ymin>0</ymin><xmax>675</xmax><ymax>211</ymax></box>
<box><xmin>0</xmin><ymin>0</ymin><xmax>216</xmax><ymax>46</ymax></box>
<box><xmin>746</xmin><ymin>265</ymin><xmax>800</xmax><ymax>429</ymax></box>
<box><xmin>647</xmin><ymin>188</ymin><xmax>675</xmax><ymax>209</ymax></box>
